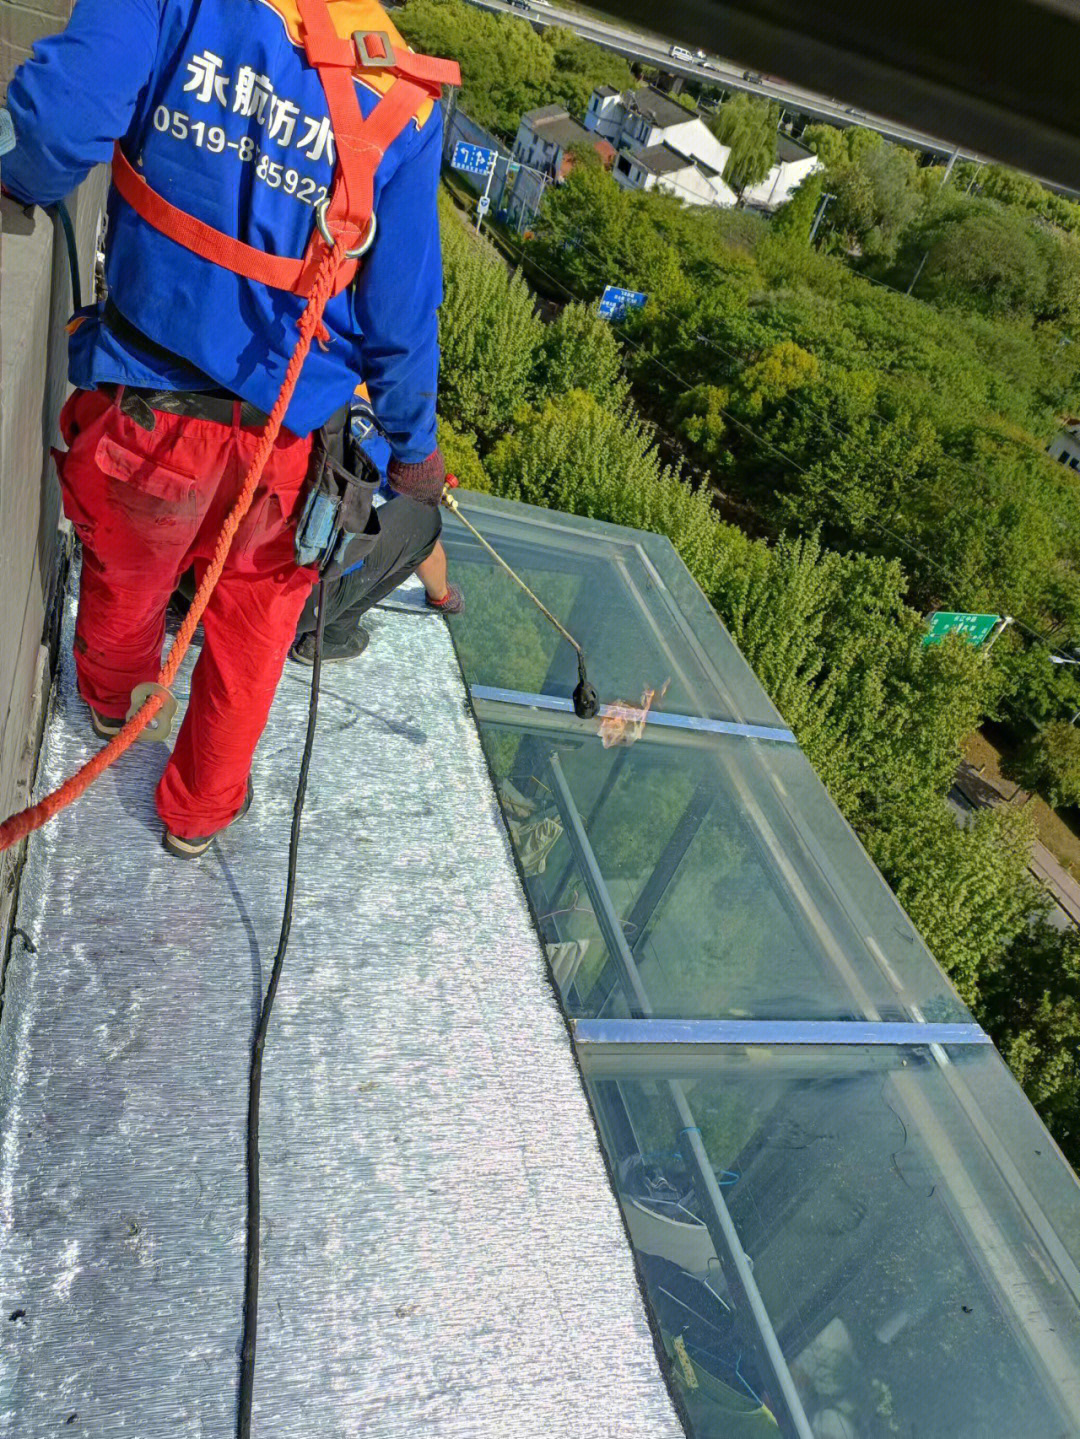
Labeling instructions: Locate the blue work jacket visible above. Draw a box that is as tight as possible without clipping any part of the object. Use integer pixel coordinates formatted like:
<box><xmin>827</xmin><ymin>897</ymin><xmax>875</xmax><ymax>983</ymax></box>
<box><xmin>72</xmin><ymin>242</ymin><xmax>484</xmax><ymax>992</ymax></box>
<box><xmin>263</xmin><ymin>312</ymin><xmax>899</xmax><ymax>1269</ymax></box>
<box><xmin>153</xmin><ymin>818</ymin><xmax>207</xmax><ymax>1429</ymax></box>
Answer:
<box><xmin>3</xmin><ymin>0</ymin><xmax>443</xmax><ymax>450</ymax></box>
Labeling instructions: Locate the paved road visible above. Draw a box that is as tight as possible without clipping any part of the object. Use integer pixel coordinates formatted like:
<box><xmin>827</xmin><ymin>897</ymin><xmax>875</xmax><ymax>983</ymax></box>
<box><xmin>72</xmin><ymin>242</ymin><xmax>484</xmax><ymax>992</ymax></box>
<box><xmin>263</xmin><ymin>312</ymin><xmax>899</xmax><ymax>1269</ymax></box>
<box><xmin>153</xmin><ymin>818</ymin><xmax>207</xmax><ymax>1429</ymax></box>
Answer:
<box><xmin>465</xmin><ymin>0</ymin><xmax>988</xmax><ymax>163</ymax></box>
<box><xmin>951</xmin><ymin>763</ymin><xmax>1080</xmax><ymax>930</ymax></box>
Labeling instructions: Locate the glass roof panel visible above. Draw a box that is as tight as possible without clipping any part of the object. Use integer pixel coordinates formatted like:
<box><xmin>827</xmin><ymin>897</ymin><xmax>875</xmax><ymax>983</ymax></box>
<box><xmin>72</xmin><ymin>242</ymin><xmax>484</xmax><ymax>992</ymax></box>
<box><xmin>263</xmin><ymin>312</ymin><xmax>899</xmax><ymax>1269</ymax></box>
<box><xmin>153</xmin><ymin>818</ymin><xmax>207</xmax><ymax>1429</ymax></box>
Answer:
<box><xmin>578</xmin><ymin>1042</ymin><xmax>1080</xmax><ymax>1439</ymax></box>
<box><xmin>441</xmin><ymin>492</ymin><xmax>1080</xmax><ymax>1438</ymax></box>
<box><xmin>445</xmin><ymin>494</ymin><xmax>969</xmax><ymax>1024</ymax></box>
<box><xmin>460</xmin><ymin>715</ymin><xmax>968</xmax><ymax>1023</ymax></box>
<box><xmin>443</xmin><ymin>493</ymin><xmax>788</xmax><ymax>729</ymax></box>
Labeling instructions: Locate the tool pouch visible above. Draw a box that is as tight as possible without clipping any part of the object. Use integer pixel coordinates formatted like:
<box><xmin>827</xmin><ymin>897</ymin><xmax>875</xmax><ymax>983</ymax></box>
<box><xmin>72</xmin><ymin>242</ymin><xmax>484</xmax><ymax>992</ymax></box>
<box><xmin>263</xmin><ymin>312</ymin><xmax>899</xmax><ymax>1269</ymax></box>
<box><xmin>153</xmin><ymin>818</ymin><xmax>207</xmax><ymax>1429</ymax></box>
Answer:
<box><xmin>295</xmin><ymin>409</ymin><xmax>381</xmax><ymax>578</ymax></box>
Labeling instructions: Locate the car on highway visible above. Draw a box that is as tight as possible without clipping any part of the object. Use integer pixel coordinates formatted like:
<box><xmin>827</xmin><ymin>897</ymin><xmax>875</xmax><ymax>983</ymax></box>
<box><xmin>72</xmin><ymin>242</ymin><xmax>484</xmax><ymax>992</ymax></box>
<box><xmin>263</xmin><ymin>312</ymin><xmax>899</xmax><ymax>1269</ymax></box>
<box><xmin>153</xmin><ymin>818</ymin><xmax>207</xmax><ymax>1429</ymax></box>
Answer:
<box><xmin>670</xmin><ymin>44</ymin><xmax>695</xmax><ymax>61</ymax></box>
<box><xmin>742</xmin><ymin>70</ymin><xmax>763</xmax><ymax>83</ymax></box>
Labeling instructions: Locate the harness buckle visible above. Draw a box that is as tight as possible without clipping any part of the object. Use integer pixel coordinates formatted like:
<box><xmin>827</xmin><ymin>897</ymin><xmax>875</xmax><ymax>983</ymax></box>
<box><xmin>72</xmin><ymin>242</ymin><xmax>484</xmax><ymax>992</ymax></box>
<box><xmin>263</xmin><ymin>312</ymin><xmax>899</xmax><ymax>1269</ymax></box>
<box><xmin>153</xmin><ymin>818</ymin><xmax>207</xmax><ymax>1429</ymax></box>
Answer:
<box><xmin>353</xmin><ymin>30</ymin><xmax>395</xmax><ymax>68</ymax></box>
<box><xmin>316</xmin><ymin>198</ymin><xmax>377</xmax><ymax>260</ymax></box>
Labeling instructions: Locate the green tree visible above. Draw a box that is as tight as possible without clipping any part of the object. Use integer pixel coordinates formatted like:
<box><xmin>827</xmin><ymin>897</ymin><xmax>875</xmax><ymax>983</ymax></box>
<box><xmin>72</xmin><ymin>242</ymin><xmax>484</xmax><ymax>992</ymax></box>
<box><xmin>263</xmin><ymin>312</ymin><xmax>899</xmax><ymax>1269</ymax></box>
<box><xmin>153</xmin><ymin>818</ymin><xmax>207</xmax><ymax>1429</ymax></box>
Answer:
<box><xmin>994</xmin><ymin>636</ymin><xmax>1080</xmax><ymax>731</ymax></box>
<box><xmin>713</xmin><ymin>532</ymin><xmax>997</xmax><ymax>824</ymax></box>
<box><xmin>831</xmin><ymin>143</ymin><xmax>924</xmax><ymax>259</ymax></box>
<box><xmin>485</xmin><ymin>389</ymin><xmax>726</xmax><ymax>590</ymax></box>
<box><xmin>397</xmin><ymin>0</ymin><xmax>552</xmax><ymax>132</ymax></box>
<box><xmin>772</xmin><ymin>168</ymin><xmax>825</xmax><ymax>243</ymax></box>
<box><xmin>802</xmin><ymin>121</ymin><xmax>850</xmax><ymax>171</ymax></box>
<box><xmin>982</xmin><ymin>921</ymin><xmax>1080</xmax><ymax>1168</ymax></box>
<box><xmin>531</xmin><ymin>301</ymin><xmax>628</xmax><ymax>407</ymax></box>
<box><xmin>539</xmin><ymin>25</ymin><xmax>633</xmax><ymax>118</ymax></box>
<box><xmin>673</xmin><ymin>384</ymin><xmax>729</xmax><ymax>465</ymax></box>
<box><xmin>397</xmin><ymin>0</ymin><xmax>632</xmax><ymax>135</ymax></box>
<box><xmin>865</xmin><ymin>804</ymin><xmax>1040</xmax><ymax>1007</ymax></box>
<box><xmin>735</xmin><ymin>340</ymin><xmax>820</xmax><ymax>414</ymax></box>
<box><xmin>532</xmin><ymin>158</ymin><xmax>688</xmax><ymax>302</ymax></box>
<box><xmin>912</xmin><ymin>200</ymin><xmax>1059</xmax><ymax>320</ymax></box>
<box><xmin>438</xmin><ymin>194</ymin><xmax>542</xmax><ymax>443</ymax></box>
<box><xmin>1007</xmin><ymin>720</ymin><xmax>1080</xmax><ymax>808</ymax></box>
<box><xmin>438</xmin><ymin>416</ymin><xmax>491</xmax><ymax>492</ymax></box>
<box><xmin>710</xmin><ymin>93</ymin><xmax>781</xmax><ymax>197</ymax></box>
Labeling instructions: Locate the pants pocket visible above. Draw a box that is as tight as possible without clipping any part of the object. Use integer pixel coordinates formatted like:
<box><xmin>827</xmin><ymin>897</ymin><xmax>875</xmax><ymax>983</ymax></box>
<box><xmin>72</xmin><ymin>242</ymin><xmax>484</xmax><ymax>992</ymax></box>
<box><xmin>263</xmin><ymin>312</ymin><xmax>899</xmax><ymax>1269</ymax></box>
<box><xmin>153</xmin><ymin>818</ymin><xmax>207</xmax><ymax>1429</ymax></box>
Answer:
<box><xmin>90</xmin><ymin>427</ymin><xmax>209</xmax><ymax>568</ymax></box>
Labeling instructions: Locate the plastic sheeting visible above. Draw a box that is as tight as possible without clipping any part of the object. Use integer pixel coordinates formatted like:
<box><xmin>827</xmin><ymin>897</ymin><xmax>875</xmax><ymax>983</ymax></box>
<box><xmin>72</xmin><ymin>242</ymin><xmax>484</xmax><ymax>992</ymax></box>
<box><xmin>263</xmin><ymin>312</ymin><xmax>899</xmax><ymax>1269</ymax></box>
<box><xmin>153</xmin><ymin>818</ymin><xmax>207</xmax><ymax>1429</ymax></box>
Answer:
<box><xmin>0</xmin><ymin>572</ymin><xmax>682</xmax><ymax>1439</ymax></box>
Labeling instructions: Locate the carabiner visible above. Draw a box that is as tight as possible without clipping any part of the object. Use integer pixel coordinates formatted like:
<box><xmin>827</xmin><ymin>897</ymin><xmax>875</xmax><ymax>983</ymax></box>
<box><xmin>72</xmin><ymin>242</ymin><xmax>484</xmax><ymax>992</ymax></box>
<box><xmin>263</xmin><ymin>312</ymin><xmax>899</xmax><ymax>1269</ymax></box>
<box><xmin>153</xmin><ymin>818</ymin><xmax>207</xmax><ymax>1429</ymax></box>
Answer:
<box><xmin>316</xmin><ymin>200</ymin><xmax>377</xmax><ymax>260</ymax></box>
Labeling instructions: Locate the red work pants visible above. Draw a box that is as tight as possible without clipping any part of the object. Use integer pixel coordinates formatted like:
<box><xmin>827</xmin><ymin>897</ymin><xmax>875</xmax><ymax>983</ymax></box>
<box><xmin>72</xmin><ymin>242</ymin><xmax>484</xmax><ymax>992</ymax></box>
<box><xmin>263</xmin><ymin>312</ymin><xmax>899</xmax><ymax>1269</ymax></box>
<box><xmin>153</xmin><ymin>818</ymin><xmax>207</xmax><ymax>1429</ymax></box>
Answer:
<box><xmin>55</xmin><ymin>387</ymin><xmax>317</xmax><ymax>839</ymax></box>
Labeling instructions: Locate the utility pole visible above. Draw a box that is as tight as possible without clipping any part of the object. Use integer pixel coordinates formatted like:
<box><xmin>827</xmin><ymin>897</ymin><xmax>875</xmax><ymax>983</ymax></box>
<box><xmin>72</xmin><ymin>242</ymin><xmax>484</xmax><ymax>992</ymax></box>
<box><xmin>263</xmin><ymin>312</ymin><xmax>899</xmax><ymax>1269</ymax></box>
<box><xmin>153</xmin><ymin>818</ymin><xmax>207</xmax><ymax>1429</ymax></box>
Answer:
<box><xmin>906</xmin><ymin>250</ymin><xmax>929</xmax><ymax>296</ymax></box>
<box><xmin>908</xmin><ymin>146</ymin><xmax>960</xmax><ymax>294</ymax></box>
<box><xmin>964</xmin><ymin>161</ymin><xmax>985</xmax><ymax>196</ymax></box>
<box><xmin>809</xmin><ymin>190</ymin><xmax>834</xmax><ymax>245</ymax></box>
<box><xmin>476</xmin><ymin>151</ymin><xmax>496</xmax><ymax>234</ymax></box>
<box><xmin>984</xmin><ymin>615</ymin><xmax>1013</xmax><ymax>650</ymax></box>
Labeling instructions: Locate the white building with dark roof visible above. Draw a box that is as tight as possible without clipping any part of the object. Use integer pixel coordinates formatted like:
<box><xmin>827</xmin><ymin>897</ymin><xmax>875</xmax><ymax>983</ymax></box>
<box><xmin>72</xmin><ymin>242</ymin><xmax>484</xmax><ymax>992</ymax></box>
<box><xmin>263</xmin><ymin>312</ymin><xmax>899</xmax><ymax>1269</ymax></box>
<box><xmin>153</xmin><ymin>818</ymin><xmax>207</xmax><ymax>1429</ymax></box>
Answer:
<box><xmin>612</xmin><ymin>141</ymin><xmax>738</xmax><ymax>207</ymax></box>
<box><xmin>585</xmin><ymin>84</ymin><xmax>735</xmax><ymax>208</ymax></box>
<box><xmin>513</xmin><ymin>104</ymin><xmax>614</xmax><ymax>181</ymax></box>
<box><xmin>741</xmin><ymin>133</ymin><xmax>823</xmax><ymax>209</ymax></box>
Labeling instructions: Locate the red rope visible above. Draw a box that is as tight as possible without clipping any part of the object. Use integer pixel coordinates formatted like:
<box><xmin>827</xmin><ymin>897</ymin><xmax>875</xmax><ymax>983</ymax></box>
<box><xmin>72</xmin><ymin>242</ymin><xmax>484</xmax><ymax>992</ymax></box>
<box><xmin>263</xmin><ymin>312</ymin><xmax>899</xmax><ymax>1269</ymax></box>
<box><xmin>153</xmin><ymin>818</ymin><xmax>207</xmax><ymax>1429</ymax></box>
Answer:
<box><xmin>0</xmin><ymin>238</ymin><xmax>346</xmax><ymax>856</ymax></box>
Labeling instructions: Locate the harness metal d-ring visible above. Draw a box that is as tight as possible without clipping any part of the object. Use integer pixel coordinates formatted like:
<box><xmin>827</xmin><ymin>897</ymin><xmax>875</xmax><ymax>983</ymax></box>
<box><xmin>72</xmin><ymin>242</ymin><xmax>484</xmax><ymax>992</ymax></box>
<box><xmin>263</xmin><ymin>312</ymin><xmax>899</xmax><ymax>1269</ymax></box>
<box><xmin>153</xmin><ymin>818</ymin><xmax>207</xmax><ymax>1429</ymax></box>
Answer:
<box><xmin>316</xmin><ymin>200</ymin><xmax>377</xmax><ymax>260</ymax></box>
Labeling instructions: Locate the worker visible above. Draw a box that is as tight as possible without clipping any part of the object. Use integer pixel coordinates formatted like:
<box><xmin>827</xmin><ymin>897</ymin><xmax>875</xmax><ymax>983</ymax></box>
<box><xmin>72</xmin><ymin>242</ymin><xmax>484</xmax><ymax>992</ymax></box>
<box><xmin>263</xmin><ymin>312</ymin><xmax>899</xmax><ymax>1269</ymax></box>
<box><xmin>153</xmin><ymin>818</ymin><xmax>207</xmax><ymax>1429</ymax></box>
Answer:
<box><xmin>2</xmin><ymin>0</ymin><xmax>456</xmax><ymax>857</ymax></box>
<box><xmin>290</xmin><ymin>394</ymin><xmax>464</xmax><ymax>664</ymax></box>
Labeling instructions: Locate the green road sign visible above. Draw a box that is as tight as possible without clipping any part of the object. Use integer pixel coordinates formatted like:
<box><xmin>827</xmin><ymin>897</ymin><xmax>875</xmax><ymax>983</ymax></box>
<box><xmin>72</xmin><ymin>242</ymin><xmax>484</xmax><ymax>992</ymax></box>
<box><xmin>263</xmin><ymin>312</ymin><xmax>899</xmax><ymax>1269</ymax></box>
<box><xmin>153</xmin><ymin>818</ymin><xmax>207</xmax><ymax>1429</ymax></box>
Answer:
<box><xmin>923</xmin><ymin>611</ymin><xmax>1001</xmax><ymax>646</ymax></box>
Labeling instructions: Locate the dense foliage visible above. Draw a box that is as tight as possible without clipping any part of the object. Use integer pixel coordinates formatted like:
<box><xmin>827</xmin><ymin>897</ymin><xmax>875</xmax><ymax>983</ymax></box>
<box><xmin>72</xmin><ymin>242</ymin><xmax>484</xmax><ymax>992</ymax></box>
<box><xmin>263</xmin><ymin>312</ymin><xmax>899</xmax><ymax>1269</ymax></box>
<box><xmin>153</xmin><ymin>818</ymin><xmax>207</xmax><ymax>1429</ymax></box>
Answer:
<box><xmin>396</xmin><ymin>0</ymin><xmax>632</xmax><ymax>136</ymax></box>
<box><xmin>526</xmin><ymin>151</ymin><xmax>1080</xmax><ymax>729</ymax></box>
<box><xmin>1006</xmin><ymin>720</ymin><xmax>1080</xmax><ymax>808</ymax></box>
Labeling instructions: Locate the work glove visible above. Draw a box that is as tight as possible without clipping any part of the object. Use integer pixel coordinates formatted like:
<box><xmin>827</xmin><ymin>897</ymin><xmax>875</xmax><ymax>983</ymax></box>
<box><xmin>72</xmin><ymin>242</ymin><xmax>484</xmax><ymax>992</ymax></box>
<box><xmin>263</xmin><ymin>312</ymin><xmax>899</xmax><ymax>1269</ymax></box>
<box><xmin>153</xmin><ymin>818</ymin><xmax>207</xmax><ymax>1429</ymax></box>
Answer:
<box><xmin>387</xmin><ymin>448</ymin><xmax>446</xmax><ymax>508</ymax></box>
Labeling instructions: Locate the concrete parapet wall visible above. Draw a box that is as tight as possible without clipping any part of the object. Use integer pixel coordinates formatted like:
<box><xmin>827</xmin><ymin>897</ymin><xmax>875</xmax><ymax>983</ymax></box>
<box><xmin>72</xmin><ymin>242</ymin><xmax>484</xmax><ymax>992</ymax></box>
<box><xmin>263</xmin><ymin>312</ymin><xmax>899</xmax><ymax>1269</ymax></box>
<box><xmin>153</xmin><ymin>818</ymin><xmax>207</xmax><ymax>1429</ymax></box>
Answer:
<box><xmin>0</xmin><ymin>115</ymin><xmax>107</xmax><ymax>950</ymax></box>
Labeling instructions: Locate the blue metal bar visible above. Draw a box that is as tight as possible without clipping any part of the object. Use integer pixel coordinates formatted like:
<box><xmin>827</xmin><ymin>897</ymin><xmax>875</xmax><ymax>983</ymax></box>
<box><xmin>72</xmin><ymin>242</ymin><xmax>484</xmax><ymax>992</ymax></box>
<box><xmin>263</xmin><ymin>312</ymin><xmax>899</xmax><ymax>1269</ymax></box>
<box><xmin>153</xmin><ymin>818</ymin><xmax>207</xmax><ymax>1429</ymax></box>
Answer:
<box><xmin>469</xmin><ymin>686</ymin><xmax>798</xmax><ymax>744</ymax></box>
<box><xmin>573</xmin><ymin>1018</ymin><xmax>991</xmax><ymax>1047</ymax></box>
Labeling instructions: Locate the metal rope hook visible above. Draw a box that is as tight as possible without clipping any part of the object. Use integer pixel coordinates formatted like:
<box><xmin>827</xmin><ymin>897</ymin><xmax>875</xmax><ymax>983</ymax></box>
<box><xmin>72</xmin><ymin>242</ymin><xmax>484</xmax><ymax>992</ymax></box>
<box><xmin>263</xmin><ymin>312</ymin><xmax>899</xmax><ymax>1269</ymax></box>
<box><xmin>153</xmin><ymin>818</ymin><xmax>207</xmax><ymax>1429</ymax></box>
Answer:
<box><xmin>440</xmin><ymin>483</ymin><xmax>600</xmax><ymax>719</ymax></box>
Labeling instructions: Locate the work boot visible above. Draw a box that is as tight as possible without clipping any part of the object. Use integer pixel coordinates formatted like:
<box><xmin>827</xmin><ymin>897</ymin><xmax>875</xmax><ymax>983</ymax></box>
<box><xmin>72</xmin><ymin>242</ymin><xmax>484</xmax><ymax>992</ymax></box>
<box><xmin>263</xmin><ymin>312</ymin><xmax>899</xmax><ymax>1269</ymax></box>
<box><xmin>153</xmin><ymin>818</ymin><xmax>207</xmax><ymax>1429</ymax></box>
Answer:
<box><xmin>425</xmin><ymin>582</ymin><xmax>465</xmax><ymax>616</ymax></box>
<box><xmin>89</xmin><ymin>706</ymin><xmax>125</xmax><ymax>739</ymax></box>
<box><xmin>162</xmin><ymin>778</ymin><xmax>254</xmax><ymax>860</ymax></box>
<box><xmin>289</xmin><ymin>625</ymin><xmax>370</xmax><ymax>666</ymax></box>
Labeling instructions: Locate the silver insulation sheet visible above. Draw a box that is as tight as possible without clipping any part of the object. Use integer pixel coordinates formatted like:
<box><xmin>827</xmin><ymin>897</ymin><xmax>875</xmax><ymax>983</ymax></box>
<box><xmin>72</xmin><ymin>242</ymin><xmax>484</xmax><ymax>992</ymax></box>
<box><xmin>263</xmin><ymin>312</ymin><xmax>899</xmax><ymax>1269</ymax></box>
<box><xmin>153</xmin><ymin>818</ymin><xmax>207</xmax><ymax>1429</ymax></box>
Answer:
<box><xmin>1</xmin><ymin>573</ymin><xmax>682</xmax><ymax>1439</ymax></box>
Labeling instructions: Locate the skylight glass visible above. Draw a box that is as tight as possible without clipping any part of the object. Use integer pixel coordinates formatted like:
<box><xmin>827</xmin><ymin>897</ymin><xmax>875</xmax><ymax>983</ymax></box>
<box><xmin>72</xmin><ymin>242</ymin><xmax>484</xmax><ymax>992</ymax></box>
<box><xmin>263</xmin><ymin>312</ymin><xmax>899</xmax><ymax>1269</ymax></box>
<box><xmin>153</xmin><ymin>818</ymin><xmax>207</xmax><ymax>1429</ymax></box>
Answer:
<box><xmin>441</xmin><ymin>492</ymin><xmax>1080</xmax><ymax>1438</ymax></box>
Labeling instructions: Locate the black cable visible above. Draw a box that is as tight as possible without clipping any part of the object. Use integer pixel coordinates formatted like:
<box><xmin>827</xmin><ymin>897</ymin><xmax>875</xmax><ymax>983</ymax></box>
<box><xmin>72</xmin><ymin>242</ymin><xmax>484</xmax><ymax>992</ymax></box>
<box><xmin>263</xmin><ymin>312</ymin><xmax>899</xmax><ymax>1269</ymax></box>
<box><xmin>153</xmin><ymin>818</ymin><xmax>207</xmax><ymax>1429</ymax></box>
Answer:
<box><xmin>236</xmin><ymin>579</ymin><xmax>325</xmax><ymax>1438</ymax></box>
<box><xmin>50</xmin><ymin>200</ymin><xmax>82</xmax><ymax>312</ymax></box>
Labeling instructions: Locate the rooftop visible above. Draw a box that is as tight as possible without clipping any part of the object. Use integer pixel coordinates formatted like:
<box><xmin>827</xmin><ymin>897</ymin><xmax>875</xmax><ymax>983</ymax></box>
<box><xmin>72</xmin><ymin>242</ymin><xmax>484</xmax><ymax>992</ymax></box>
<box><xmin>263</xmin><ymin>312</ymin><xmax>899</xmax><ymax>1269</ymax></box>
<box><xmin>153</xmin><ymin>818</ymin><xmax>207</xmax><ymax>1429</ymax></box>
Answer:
<box><xmin>634</xmin><ymin>142</ymin><xmax>696</xmax><ymax>176</ymax></box>
<box><xmin>1</xmin><ymin>553</ymin><xmax>678</xmax><ymax>1437</ymax></box>
<box><xmin>6</xmin><ymin>492</ymin><xmax>1080</xmax><ymax>1437</ymax></box>
<box><xmin>521</xmin><ymin>104</ymin><xmax>595</xmax><ymax>153</ymax></box>
<box><xmin>522</xmin><ymin>102</ymin><xmax>568</xmax><ymax>124</ymax></box>
<box><xmin>775</xmin><ymin>134</ymin><xmax>816</xmax><ymax>163</ymax></box>
<box><xmin>624</xmin><ymin>85</ymin><xmax>697</xmax><ymax>130</ymax></box>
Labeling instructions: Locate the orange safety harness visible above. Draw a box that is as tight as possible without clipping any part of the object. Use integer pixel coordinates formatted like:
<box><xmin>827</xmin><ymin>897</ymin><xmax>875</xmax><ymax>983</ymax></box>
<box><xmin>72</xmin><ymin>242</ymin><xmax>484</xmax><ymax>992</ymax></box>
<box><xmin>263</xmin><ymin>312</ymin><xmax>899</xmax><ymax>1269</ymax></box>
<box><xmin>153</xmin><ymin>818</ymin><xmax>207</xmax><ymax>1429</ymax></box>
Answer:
<box><xmin>0</xmin><ymin>5</ymin><xmax>459</xmax><ymax>855</ymax></box>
